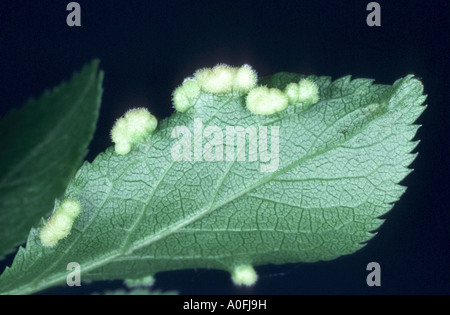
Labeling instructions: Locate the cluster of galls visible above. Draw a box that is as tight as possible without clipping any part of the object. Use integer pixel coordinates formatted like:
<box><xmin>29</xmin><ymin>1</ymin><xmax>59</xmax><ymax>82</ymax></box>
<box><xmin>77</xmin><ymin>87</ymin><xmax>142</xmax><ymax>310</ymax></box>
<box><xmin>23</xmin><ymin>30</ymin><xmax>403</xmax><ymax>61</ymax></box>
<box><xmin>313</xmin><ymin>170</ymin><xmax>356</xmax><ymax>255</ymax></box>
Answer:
<box><xmin>110</xmin><ymin>64</ymin><xmax>320</xmax><ymax>156</ymax></box>
<box><xmin>40</xmin><ymin>65</ymin><xmax>320</xmax><ymax>287</ymax></box>
<box><xmin>173</xmin><ymin>64</ymin><xmax>320</xmax><ymax>115</ymax></box>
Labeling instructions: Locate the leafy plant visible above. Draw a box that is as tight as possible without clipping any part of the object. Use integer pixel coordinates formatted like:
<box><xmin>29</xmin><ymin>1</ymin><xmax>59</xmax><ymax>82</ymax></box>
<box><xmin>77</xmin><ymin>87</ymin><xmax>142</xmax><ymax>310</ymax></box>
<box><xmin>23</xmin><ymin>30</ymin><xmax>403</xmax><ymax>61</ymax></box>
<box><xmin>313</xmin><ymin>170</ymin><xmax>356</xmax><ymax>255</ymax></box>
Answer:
<box><xmin>0</xmin><ymin>60</ymin><xmax>103</xmax><ymax>259</ymax></box>
<box><xmin>0</xmin><ymin>62</ymin><xmax>426</xmax><ymax>295</ymax></box>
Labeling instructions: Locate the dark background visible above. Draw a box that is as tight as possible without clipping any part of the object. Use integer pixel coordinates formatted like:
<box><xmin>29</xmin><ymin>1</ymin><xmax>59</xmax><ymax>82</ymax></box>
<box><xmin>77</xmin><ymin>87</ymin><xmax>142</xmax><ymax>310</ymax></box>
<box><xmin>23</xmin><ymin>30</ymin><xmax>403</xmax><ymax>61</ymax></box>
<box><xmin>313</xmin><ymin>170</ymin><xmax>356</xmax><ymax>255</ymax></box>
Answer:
<box><xmin>0</xmin><ymin>0</ymin><xmax>448</xmax><ymax>295</ymax></box>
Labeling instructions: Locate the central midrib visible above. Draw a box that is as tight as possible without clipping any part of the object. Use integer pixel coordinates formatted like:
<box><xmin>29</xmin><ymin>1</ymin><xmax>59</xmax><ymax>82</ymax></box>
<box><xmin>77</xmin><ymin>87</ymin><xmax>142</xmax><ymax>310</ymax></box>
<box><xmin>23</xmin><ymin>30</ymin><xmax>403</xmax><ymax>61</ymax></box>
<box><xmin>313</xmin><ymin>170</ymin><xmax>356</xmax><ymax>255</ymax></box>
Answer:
<box><xmin>117</xmin><ymin>86</ymin><xmax>395</xmax><ymax>255</ymax></box>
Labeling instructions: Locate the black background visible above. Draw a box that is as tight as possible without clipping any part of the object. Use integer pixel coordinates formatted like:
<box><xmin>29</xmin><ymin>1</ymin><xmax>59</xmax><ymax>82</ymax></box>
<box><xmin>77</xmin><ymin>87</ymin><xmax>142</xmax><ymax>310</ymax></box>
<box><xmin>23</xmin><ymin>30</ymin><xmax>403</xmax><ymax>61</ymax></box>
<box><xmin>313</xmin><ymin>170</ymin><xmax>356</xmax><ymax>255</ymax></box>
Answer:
<box><xmin>0</xmin><ymin>0</ymin><xmax>448</xmax><ymax>295</ymax></box>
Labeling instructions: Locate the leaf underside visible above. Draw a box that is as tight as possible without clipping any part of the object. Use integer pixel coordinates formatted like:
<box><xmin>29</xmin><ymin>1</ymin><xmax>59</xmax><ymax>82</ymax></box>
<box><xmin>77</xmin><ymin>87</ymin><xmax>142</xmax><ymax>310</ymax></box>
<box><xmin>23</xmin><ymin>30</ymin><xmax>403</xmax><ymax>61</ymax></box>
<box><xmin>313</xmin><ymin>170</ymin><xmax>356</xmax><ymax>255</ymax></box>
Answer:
<box><xmin>0</xmin><ymin>60</ymin><xmax>103</xmax><ymax>259</ymax></box>
<box><xmin>0</xmin><ymin>72</ymin><xmax>426</xmax><ymax>295</ymax></box>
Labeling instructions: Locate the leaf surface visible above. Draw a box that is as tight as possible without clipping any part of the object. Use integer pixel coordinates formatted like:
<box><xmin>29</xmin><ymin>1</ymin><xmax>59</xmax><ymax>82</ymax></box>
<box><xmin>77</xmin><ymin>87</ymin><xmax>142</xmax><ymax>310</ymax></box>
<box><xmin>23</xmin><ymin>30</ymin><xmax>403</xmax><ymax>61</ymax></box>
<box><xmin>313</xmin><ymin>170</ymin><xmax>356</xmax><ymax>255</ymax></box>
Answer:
<box><xmin>0</xmin><ymin>60</ymin><xmax>103</xmax><ymax>259</ymax></box>
<box><xmin>0</xmin><ymin>73</ymin><xmax>425</xmax><ymax>294</ymax></box>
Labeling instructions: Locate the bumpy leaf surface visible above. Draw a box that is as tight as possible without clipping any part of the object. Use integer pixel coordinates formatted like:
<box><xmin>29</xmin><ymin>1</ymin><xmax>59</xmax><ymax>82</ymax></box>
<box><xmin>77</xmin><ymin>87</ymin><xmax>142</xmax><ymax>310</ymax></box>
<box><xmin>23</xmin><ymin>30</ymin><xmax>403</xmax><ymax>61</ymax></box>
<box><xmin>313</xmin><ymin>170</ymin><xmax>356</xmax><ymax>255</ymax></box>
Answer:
<box><xmin>0</xmin><ymin>73</ymin><xmax>425</xmax><ymax>294</ymax></box>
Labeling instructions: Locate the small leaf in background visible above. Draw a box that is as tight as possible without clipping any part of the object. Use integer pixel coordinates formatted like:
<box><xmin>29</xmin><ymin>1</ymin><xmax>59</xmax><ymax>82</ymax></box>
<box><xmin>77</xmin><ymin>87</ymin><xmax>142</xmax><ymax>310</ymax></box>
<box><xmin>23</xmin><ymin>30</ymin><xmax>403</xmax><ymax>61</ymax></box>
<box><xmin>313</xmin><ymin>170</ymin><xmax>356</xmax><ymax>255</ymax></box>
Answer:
<box><xmin>0</xmin><ymin>60</ymin><xmax>104</xmax><ymax>259</ymax></box>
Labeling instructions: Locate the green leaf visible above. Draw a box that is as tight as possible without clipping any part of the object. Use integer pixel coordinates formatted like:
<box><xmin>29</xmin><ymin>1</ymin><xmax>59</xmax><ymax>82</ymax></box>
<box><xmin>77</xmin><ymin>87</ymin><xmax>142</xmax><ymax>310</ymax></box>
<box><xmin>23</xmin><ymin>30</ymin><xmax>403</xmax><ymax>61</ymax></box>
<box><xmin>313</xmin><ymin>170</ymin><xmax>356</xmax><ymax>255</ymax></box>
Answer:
<box><xmin>0</xmin><ymin>72</ymin><xmax>425</xmax><ymax>295</ymax></box>
<box><xmin>0</xmin><ymin>60</ymin><xmax>104</xmax><ymax>259</ymax></box>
